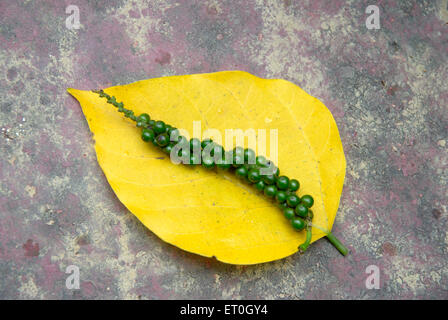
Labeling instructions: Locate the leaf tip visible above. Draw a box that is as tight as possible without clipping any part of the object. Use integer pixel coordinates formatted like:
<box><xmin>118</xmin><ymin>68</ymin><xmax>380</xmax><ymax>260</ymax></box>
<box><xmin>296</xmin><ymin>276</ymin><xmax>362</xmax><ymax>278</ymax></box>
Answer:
<box><xmin>67</xmin><ymin>88</ymin><xmax>85</xmax><ymax>100</ymax></box>
<box><xmin>67</xmin><ymin>87</ymin><xmax>77</xmax><ymax>95</ymax></box>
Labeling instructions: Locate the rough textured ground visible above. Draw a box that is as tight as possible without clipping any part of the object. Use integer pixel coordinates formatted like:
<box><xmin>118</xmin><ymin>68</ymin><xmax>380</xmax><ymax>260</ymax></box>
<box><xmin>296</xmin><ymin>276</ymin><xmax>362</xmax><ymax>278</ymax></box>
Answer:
<box><xmin>0</xmin><ymin>0</ymin><xmax>447</xmax><ymax>299</ymax></box>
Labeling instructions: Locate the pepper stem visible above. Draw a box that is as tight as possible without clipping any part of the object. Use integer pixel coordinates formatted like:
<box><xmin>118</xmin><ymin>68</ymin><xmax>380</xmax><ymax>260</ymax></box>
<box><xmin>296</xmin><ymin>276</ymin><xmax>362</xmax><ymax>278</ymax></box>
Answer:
<box><xmin>325</xmin><ymin>232</ymin><xmax>348</xmax><ymax>256</ymax></box>
<box><xmin>308</xmin><ymin>223</ymin><xmax>348</xmax><ymax>256</ymax></box>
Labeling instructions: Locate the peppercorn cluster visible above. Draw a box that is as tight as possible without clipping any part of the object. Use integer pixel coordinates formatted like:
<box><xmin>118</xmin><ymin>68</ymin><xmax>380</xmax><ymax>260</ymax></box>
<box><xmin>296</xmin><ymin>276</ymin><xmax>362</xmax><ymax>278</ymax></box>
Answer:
<box><xmin>95</xmin><ymin>90</ymin><xmax>314</xmax><ymax>234</ymax></box>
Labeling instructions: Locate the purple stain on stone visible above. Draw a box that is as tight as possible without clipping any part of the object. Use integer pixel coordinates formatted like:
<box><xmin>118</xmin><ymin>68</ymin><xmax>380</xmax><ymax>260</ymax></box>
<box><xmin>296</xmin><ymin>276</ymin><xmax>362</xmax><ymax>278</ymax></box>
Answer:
<box><xmin>22</xmin><ymin>239</ymin><xmax>39</xmax><ymax>257</ymax></box>
<box><xmin>7</xmin><ymin>67</ymin><xmax>18</xmax><ymax>81</ymax></box>
<box><xmin>155</xmin><ymin>51</ymin><xmax>171</xmax><ymax>65</ymax></box>
<box><xmin>382</xmin><ymin>242</ymin><xmax>397</xmax><ymax>256</ymax></box>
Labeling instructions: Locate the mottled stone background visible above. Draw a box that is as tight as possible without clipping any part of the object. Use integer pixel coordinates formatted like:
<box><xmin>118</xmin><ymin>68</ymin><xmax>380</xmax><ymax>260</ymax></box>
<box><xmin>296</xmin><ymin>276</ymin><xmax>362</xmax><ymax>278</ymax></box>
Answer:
<box><xmin>0</xmin><ymin>0</ymin><xmax>447</xmax><ymax>299</ymax></box>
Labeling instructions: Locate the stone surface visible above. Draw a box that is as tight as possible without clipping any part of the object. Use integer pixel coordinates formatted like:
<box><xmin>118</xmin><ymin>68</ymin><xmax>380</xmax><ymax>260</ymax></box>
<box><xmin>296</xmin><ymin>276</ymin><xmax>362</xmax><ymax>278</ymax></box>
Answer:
<box><xmin>0</xmin><ymin>0</ymin><xmax>447</xmax><ymax>299</ymax></box>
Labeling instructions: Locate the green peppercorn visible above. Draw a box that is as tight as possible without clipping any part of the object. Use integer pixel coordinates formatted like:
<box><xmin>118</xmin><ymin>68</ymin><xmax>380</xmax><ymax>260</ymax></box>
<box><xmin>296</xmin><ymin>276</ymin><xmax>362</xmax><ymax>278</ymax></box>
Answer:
<box><xmin>264</xmin><ymin>185</ymin><xmax>277</xmax><ymax>197</ymax></box>
<box><xmin>256</xmin><ymin>155</ymin><xmax>267</xmax><ymax>167</ymax></box>
<box><xmin>190</xmin><ymin>138</ymin><xmax>201</xmax><ymax>151</ymax></box>
<box><xmin>232</xmin><ymin>154</ymin><xmax>244</xmax><ymax>167</ymax></box>
<box><xmin>164</xmin><ymin>124</ymin><xmax>172</xmax><ymax>133</ymax></box>
<box><xmin>286</xmin><ymin>194</ymin><xmax>300</xmax><ymax>207</ymax></box>
<box><xmin>233</xmin><ymin>146</ymin><xmax>245</xmax><ymax>157</ymax></box>
<box><xmin>202</xmin><ymin>142</ymin><xmax>215</xmax><ymax>157</ymax></box>
<box><xmin>275</xmin><ymin>190</ymin><xmax>287</xmax><ymax>203</ymax></box>
<box><xmin>291</xmin><ymin>217</ymin><xmax>306</xmax><ymax>230</ymax></box>
<box><xmin>148</xmin><ymin>119</ymin><xmax>155</xmax><ymax>127</ymax></box>
<box><xmin>211</xmin><ymin>144</ymin><xmax>224</xmax><ymax>158</ymax></box>
<box><xmin>247</xmin><ymin>169</ymin><xmax>261</xmax><ymax>183</ymax></box>
<box><xmin>168</xmin><ymin>128</ymin><xmax>179</xmax><ymax>141</ymax></box>
<box><xmin>216</xmin><ymin>161</ymin><xmax>231</xmax><ymax>170</ymax></box>
<box><xmin>288</xmin><ymin>179</ymin><xmax>300</xmax><ymax>192</ymax></box>
<box><xmin>295</xmin><ymin>204</ymin><xmax>308</xmax><ymax>218</ymax></box>
<box><xmin>141</xmin><ymin>128</ymin><xmax>155</xmax><ymax>142</ymax></box>
<box><xmin>283</xmin><ymin>208</ymin><xmax>295</xmax><ymax>220</ymax></box>
<box><xmin>176</xmin><ymin>136</ymin><xmax>188</xmax><ymax>146</ymax></box>
<box><xmin>154</xmin><ymin>120</ymin><xmax>166</xmax><ymax>134</ymax></box>
<box><xmin>263</xmin><ymin>160</ymin><xmax>274</xmax><ymax>168</ymax></box>
<box><xmin>301</xmin><ymin>195</ymin><xmax>314</xmax><ymax>208</ymax></box>
<box><xmin>222</xmin><ymin>151</ymin><xmax>234</xmax><ymax>165</ymax></box>
<box><xmin>244</xmin><ymin>148</ymin><xmax>256</xmax><ymax>164</ymax></box>
<box><xmin>262</xmin><ymin>174</ymin><xmax>275</xmax><ymax>185</ymax></box>
<box><xmin>279</xmin><ymin>202</ymin><xmax>288</xmax><ymax>209</ymax></box>
<box><xmin>189</xmin><ymin>154</ymin><xmax>200</xmax><ymax>165</ymax></box>
<box><xmin>254</xmin><ymin>180</ymin><xmax>265</xmax><ymax>191</ymax></box>
<box><xmin>137</xmin><ymin>113</ymin><xmax>150</xmax><ymax>123</ymax></box>
<box><xmin>178</xmin><ymin>148</ymin><xmax>190</xmax><ymax>159</ymax></box>
<box><xmin>276</xmin><ymin>176</ymin><xmax>289</xmax><ymax>190</ymax></box>
<box><xmin>168</xmin><ymin>127</ymin><xmax>178</xmax><ymax>136</ymax></box>
<box><xmin>202</xmin><ymin>157</ymin><xmax>215</xmax><ymax>169</ymax></box>
<box><xmin>201</xmin><ymin>138</ymin><xmax>213</xmax><ymax>149</ymax></box>
<box><xmin>265</xmin><ymin>165</ymin><xmax>279</xmax><ymax>176</ymax></box>
<box><xmin>136</xmin><ymin>121</ymin><xmax>146</xmax><ymax>128</ymax></box>
<box><xmin>156</xmin><ymin>133</ymin><xmax>169</xmax><ymax>147</ymax></box>
<box><xmin>307</xmin><ymin>210</ymin><xmax>314</xmax><ymax>219</ymax></box>
<box><xmin>235</xmin><ymin>166</ymin><xmax>248</xmax><ymax>178</ymax></box>
<box><xmin>163</xmin><ymin>144</ymin><xmax>173</xmax><ymax>154</ymax></box>
<box><xmin>201</xmin><ymin>149</ymin><xmax>211</xmax><ymax>161</ymax></box>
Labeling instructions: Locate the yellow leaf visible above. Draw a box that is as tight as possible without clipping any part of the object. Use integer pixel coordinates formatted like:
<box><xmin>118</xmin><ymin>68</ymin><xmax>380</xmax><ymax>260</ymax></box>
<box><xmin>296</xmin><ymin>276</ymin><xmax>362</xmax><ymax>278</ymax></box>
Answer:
<box><xmin>68</xmin><ymin>71</ymin><xmax>346</xmax><ymax>265</ymax></box>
